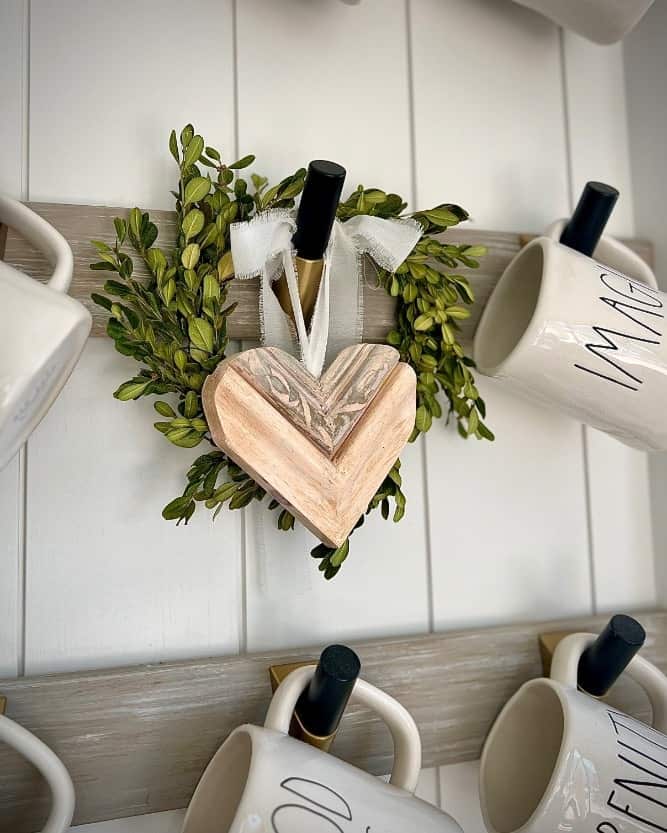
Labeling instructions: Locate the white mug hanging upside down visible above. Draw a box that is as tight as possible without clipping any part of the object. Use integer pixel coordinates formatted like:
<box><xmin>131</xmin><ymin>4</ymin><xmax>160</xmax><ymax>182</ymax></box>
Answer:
<box><xmin>480</xmin><ymin>631</ymin><xmax>667</xmax><ymax>833</ymax></box>
<box><xmin>474</xmin><ymin>236</ymin><xmax>667</xmax><ymax>451</ymax></box>
<box><xmin>182</xmin><ymin>665</ymin><xmax>463</xmax><ymax>833</ymax></box>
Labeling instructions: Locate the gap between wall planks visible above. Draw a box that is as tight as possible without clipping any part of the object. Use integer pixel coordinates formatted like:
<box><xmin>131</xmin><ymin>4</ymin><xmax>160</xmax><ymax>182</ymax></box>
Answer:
<box><xmin>1</xmin><ymin>202</ymin><xmax>654</xmax><ymax>344</ymax></box>
<box><xmin>1</xmin><ymin>610</ymin><xmax>665</xmax><ymax>832</ymax></box>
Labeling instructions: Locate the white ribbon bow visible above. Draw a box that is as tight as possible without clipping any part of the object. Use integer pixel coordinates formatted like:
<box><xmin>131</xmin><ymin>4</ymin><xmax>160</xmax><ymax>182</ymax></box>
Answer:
<box><xmin>230</xmin><ymin>209</ymin><xmax>422</xmax><ymax>377</ymax></box>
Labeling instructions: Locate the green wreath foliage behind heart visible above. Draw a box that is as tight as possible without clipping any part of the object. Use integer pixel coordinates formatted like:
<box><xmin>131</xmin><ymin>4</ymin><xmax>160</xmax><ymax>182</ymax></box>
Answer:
<box><xmin>91</xmin><ymin>125</ymin><xmax>494</xmax><ymax>579</ymax></box>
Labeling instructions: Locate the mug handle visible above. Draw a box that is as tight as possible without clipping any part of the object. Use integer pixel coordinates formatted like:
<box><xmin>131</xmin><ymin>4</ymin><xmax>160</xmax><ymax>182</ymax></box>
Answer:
<box><xmin>264</xmin><ymin>665</ymin><xmax>422</xmax><ymax>793</ymax></box>
<box><xmin>544</xmin><ymin>218</ymin><xmax>657</xmax><ymax>289</ymax></box>
<box><xmin>550</xmin><ymin>632</ymin><xmax>667</xmax><ymax>733</ymax></box>
<box><xmin>0</xmin><ymin>713</ymin><xmax>75</xmax><ymax>833</ymax></box>
<box><xmin>0</xmin><ymin>194</ymin><xmax>74</xmax><ymax>293</ymax></box>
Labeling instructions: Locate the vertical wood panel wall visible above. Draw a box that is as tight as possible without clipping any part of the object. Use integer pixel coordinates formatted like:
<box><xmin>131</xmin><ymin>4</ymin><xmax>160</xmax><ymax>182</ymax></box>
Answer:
<box><xmin>0</xmin><ymin>1</ymin><xmax>657</xmax><ymax>829</ymax></box>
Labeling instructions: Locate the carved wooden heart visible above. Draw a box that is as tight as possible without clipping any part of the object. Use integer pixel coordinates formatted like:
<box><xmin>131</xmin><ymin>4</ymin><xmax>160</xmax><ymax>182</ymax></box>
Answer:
<box><xmin>202</xmin><ymin>343</ymin><xmax>416</xmax><ymax>547</ymax></box>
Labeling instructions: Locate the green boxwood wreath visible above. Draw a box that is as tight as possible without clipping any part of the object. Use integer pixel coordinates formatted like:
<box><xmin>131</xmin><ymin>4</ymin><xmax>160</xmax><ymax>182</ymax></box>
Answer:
<box><xmin>91</xmin><ymin>125</ymin><xmax>494</xmax><ymax>579</ymax></box>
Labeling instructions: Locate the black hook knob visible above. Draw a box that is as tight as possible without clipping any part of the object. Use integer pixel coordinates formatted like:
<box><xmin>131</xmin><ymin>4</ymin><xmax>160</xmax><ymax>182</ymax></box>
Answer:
<box><xmin>296</xmin><ymin>644</ymin><xmax>361</xmax><ymax>737</ymax></box>
<box><xmin>578</xmin><ymin>614</ymin><xmax>646</xmax><ymax>697</ymax></box>
<box><xmin>560</xmin><ymin>181</ymin><xmax>619</xmax><ymax>257</ymax></box>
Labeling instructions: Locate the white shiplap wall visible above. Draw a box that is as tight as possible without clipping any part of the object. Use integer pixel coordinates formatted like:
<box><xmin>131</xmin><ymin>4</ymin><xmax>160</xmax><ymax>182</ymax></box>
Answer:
<box><xmin>0</xmin><ymin>1</ymin><xmax>657</xmax><ymax>830</ymax></box>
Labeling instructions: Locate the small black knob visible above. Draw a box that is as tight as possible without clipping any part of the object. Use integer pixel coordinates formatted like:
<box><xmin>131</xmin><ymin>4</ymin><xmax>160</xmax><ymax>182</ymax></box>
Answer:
<box><xmin>578</xmin><ymin>614</ymin><xmax>646</xmax><ymax>697</ymax></box>
<box><xmin>296</xmin><ymin>644</ymin><xmax>360</xmax><ymax>737</ymax></box>
<box><xmin>560</xmin><ymin>181</ymin><xmax>619</xmax><ymax>257</ymax></box>
<box><xmin>292</xmin><ymin>160</ymin><xmax>346</xmax><ymax>261</ymax></box>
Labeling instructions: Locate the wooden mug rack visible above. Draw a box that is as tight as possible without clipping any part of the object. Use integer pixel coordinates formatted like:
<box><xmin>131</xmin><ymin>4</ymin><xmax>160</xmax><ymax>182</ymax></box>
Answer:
<box><xmin>1</xmin><ymin>609</ymin><xmax>666</xmax><ymax>832</ymax></box>
<box><xmin>0</xmin><ymin>201</ymin><xmax>653</xmax><ymax>344</ymax></box>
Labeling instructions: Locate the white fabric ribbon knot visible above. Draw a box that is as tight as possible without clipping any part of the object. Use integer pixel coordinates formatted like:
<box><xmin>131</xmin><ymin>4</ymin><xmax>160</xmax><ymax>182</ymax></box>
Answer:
<box><xmin>230</xmin><ymin>210</ymin><xmax>422</xmax><ymax>376</ymax></box>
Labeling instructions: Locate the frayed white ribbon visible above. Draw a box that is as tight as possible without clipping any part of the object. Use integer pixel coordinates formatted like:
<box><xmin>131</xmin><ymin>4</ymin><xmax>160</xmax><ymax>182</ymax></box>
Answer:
<box><xmin>231</xmin><ymin>210</ymin><xmax>421</xmax><ymax>377</ymax></box>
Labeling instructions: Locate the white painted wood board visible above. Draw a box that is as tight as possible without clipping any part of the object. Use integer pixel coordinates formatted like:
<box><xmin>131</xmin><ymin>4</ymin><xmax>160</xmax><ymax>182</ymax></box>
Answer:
<box><xmin>562</xmin><ymin>31</ymin><xmax>656</xmax><ymax>613</ymax></box>
<box><xmin>234</xmin><ymin>0</ymin><xmax>432</xmax><ymax>651</ymax></box>
<box><xmin>28</xmin><ymin>0</ymin><xmax>236</xmax><ymax>210</ymax></box>
<box><xmin>411</xmin><ymin>1</ymin><xmax>592</xmax><ymax>629</ymax></box>
<box><xmin>23</xmin><ymin>339</ymin><xmax>243</xmax><ymax>673</ymax></box>
<box><xmin>0</xmin><ymin>0</ymin><xmax>28</xmax><ymax>678</ymax></box>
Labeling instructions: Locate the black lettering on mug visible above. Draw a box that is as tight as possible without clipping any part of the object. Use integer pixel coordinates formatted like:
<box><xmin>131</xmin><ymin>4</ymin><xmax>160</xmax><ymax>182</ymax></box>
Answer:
<box><xmin>604</xmin><ymin>710</ymin><xmax>667</xmax><ymax>832</ymax></box>
<box><xmin>607</xmin><ymin>790</ymin><xmax>667</xmax><ymax>832</ymax></box>
<box><xmin>574</xmin><ymin>271</ymin><xmax>664</xmax><ymax>390</ymax></box>
<box><xmin>272</xmin><ymin>778</ymin><xmax>356</xmax><ymax>833</ymax></box>
<box><xmin>272</xmin><ymin>803</ymin><xmax>344</xmax><ymax>832</ymax></box>
<box><xmin>279</xmin><ymin>778</ymin><xmax>352</xmax><ymax>820</ymax></box>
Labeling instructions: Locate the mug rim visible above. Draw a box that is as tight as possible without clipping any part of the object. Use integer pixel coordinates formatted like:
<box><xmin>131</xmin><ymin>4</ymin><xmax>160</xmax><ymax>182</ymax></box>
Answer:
<box><xmin>474</xmin><ymin>236</ymin><xmax>554</xmax><ymax>377</ymax></box>
<box><xmin>181</xmin><ymin>723</ymin><xmax>258</xmax><ymax>833</ymax></box>
<box><xmin>479</xmin><ymin>676</ymin><xmax>573</xmax><ymax>833</ymax></box>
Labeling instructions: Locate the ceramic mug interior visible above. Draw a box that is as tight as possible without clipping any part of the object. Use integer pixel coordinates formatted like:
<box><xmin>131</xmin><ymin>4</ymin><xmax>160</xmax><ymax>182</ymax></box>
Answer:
<box><xmin>481</xmin><ymin>681</ymin><xmax>564</xmax><ymax>833</ymax></box>
<box><xmin>474</xmin><ymin>242</ymin><xmax>544</xmax><ymax>374</ymax></box>
<box><xmin>183</xmin><ymin>729</ymin><xmax>253</xmax><ymax>833</ymax></box>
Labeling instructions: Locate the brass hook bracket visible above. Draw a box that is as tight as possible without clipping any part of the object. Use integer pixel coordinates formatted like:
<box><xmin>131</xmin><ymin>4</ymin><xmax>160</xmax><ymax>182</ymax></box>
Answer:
<box><xmin>538</xmin><ymin>631</ymin><xmax>574</xmax><ymax>677</ymax></box>
<box><xmin>268</xmin><ymin>660</ymin><xmax>317</xmax><ymax>694</ymax></box>
<box><xmin>0</xmin><ymin>696</ymin><xmax>6</xmax><ymax>715</ymax></box>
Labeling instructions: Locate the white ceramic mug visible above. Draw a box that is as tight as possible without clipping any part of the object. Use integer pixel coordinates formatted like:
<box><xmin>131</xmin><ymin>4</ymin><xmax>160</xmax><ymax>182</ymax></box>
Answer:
<box><xmin>480</xmin><ymin>631</ymin><xmax>667</xmax><ymax>833</ymax></box>
<box><xmin>512</xmin><ymin>0</ymin><xmax>654</xmax><ymax>44</ymax></box>
<box><xmin>0</xmin><ymin>712</ymin><xmax>75</xmax><ymax>832</ymax></box>
<box><xmin>473</xmin><ymin>236</ymin><xmax>667</xmax><ymax>451</ymax></box>
<box><xmin>0</xmin><ymin>195</ymin><xmax>91</xmax><ymax>471</ymax></box>
<box><xmin>182</xmin><ymin>665</ymin><xmax>462</xmax><ymax>833</ymax></box>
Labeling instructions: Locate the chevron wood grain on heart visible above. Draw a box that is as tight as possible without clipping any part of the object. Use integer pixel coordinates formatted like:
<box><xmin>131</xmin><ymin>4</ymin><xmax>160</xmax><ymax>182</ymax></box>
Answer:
<box><xmin>203</xmin><ymin>344</ymin><xmax>416</xmax><ymax>547</ymax></box>
<box><xmin>232</xmin><ymin>343</ymin><xmax>400</xmax><ymax>457</ymax></box>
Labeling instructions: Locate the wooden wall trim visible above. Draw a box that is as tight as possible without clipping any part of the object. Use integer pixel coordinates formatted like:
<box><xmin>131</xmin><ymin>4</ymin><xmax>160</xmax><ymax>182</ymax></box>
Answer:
<box><xmin>2</xmin><ymin>202</ymin><xmax>653</xmax><ymax>343</ymax></box>
<box><xmin>1</xmin><ymin>609</ymin><xmax>665</xmax><ymax>831</ymax></box>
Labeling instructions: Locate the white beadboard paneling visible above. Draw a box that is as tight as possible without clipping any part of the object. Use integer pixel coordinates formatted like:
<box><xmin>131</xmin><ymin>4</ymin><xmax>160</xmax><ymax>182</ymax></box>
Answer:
<box><xmin>244</xmin><ymin>439</ymin><xmax>430</xmax><ymax>651</ymax></box>
<box><xmin>0</xmin><ymin>0</ymin><xmax>28</xmax><ymax>679</ymax></box>
<box><xmin>411</xmin><ymin>0</ymin><xmax>569</xmax><ymax>231</ymax></box>
<box><xmin>0</xmin><ymin>0</ymin><xmax>27</xmax><ymax>197</ymax></box>
<box><xmin>236</xmin><ymin>0</ymin><xmax>413</xmax><ymax>200</ymax></box>
<box><xmin>586</xmin><ymin>431</ymin><xmax>656</xmax><ymax>611</ymax></box>
<box><xmin>29</xmin><ymin>0</ymin><xmax>235</xmax><ymax>210</ymax></box>
<box><xmin>0</xmin><ymin>456</ymin><xmax>21</xmax><ymax>677</ymax></box>
<box><xmin>625</xmin><ymin>3</ymin><xmax>667</xmax><ymax>606</ymax></box>
<box><xmin>562</xmin><ymin>34</ymin><xmax>635</xmax><ymax>235</ymax></box>
<box><xmin>412</xmin><ymin>1</ymin><xmax>590</xmax><ymax>628</ymax></box>
<box><xmin>237</xmin><ymin>0</ymin><xmax>430</xmax><ymax>649</ymax></box>
<box><xmin>427</xmin><ymin>378</ymin><xmax>591</xmax><ymax>630</ymax></box>
<box><xmin>562</xmin><ymin>32</ymin><xmax>656</xmax><ymax>611</ymax></box>
<box><xmin>440</xmin><ymin>760</ymin><xmax>485</xmax><ymax>833</ymax></box>
<box><xmin>24</xmin><ymin>340</ymin><xmax>242</xmax><ymax>673</ymax></box>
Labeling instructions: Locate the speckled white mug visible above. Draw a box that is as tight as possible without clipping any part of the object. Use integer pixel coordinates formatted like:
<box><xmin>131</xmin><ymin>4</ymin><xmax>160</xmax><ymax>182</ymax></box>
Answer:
<box><xmin>182</xmin><ymin>666</ymin><xmax>462</xmax><ymax>833</ymax></box>
<box><xmin>474</xmin><ymin>236</ymin><xmax>667</xmax><ymax>451</ymax></box>
<box><xmin>480</xmin><ymin>632</ymin><xmax>667</xmax><ymax>833</ymax></box>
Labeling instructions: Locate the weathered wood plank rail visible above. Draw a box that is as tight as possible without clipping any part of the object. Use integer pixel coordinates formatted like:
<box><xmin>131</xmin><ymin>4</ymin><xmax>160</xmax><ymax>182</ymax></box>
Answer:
<box><xmin>0</xmin><ymin>610</ymin><xmax>665</xmax><ymax>831</ymax></box>
<box><xmin>0</xmin><ymin>202</ymin><xmax>653</xmax><ymax>343</ymax></box>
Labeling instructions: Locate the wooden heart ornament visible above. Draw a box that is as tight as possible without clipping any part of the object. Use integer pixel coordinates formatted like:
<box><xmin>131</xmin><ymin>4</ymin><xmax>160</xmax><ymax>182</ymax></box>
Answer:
<box><xmin>202</xmin><ymin>343</ymin><xmax>416</xmax><ymax>547</ymax></box>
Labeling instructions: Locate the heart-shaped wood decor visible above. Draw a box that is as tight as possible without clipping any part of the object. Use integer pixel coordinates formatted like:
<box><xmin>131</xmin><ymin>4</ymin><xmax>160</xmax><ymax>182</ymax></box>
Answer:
<box><xmin>202</xmin><ymin>343</ymin><xmax>416</xmax><ymax>547</ymax></box>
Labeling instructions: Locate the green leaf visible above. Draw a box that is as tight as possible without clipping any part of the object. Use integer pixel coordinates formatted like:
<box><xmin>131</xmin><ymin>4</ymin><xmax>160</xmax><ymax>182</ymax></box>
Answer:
<box><xmin>181</xmin><ymin>243</ymin><xmax>200</xmax><ymax>270</ymax></box>
<box><xmin>205</xmin><ymin>146</ymin><xmax>220</xmax><ymax>161</ymax></box>
<box><xmin>228</xmin><ymin>154</ymin><xmax>255</xmax><ymax>170</ymax></box>
<box><xmin>114</xmin><ymin>217</ymin><xmax>127</xmax><ymax>244</ymax></box>
<box><xmin>188</xmin><ymin>317</ymin><xmax>214</xmax><ymax>352</ymax></box>
<box><xmin>183</xmin><ymin>134</ymin><xmax>204</xmax><ymax>168</ymax></box>
<box><xmin>169</xmin><ymin>129</ymin><xmax>179</xmax><ymax>163</ymax></box>
<box><xmin>91</xmin><ymin>292</ymin><xmax>112</xmax><ymax>311</ymax></box>
<box><xmin>182</xmin><ymin>208</ymin><xmax>205</xmax><ymax>241</ymax></box>
<box><xmin>180</xmin><ymin>124</ymin><xmax>194</xmax><ymax>148</ymax></box>
<box><xmin>415</xmin><ymin>404</ymin><xmax>432</xmax><ymax>433</ymax></box>
<box><xmin>154</xmin><ymin>400</ymin><xmax>176</xmax><ymax>418</ymax></box>
<box><xmin>162</xmin><ymin>495</ymin><xmax>193</xmax><ymax>521</ymax></box>
<box><xmin>114</xmin><ymin>379</ymin><xmax>150</xmax><ymax>401</ymax></box>
<box><xmin>184</xmin><ymin>176</ymin><xmax>210</xmax><ymax>205</ymax></box>
<box><xmin>414</xmin><ymin>314</ymin><xmax>434</xmax><ymax>331</ymax></box>
<box><xmin>128</xmin><ymin>207</ymin><xmax>143</xmax><ymax>241</ymax></box>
